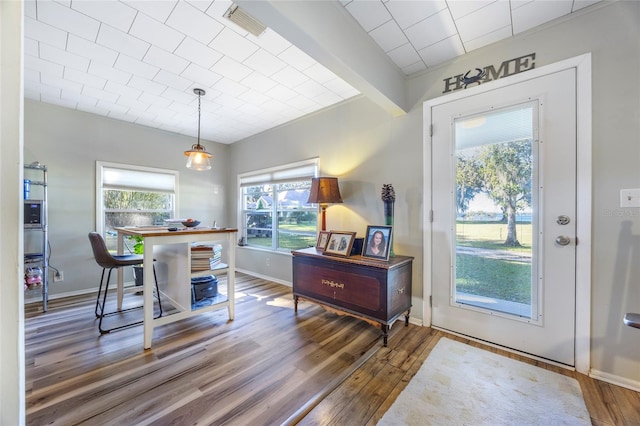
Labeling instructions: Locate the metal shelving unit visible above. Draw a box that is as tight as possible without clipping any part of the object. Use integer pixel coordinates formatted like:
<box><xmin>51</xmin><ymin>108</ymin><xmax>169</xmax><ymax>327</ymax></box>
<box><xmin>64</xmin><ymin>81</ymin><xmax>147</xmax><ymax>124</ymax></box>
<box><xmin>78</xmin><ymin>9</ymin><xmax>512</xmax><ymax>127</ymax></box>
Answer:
<box><xmin>24</xmin><ymin>163</ymin><xmax>48</xmax><ymax>312</ymax></box>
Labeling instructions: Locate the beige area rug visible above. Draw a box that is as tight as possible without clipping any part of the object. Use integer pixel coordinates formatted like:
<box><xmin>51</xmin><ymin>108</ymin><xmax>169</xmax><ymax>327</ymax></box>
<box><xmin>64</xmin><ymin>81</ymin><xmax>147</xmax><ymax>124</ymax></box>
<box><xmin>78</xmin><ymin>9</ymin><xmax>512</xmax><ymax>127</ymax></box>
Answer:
<box><xmin>378</xmin><ymin>338</ymin><xmax>590</xmax><ymax>425</ymax></box>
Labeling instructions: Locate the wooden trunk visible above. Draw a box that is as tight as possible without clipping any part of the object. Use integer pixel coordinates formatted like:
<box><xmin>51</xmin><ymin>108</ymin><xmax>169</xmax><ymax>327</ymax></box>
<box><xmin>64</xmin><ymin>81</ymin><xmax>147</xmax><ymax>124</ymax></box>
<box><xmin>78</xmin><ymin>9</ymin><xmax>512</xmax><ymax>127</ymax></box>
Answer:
<box><xmin>292</xmin><ymin>247</ymin><xmax>413</xmax><ymax>346</ymax></box>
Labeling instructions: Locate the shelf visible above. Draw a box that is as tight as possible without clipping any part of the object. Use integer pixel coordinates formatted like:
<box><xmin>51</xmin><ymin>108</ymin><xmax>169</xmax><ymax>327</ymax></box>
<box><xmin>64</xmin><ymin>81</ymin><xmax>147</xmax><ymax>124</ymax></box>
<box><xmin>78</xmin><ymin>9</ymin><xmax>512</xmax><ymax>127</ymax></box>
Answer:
<box><xmin>190</xmin><ymin>263</ymin><xmax>228</xmax><ymax>277</ymax></box>
<box><xmin>23</xmin><ymin>164</ymin><xmax>48</xmax><ymax>311</ymax></box>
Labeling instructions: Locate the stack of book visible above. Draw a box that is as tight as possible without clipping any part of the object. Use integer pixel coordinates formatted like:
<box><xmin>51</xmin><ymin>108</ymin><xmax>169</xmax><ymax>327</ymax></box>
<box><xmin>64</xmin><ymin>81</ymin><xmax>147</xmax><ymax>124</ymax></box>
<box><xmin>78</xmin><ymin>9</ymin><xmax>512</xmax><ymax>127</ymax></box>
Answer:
<box><xmin>191</xmin><ymin>244</ymin><xmax>223</xmax><ymax>272</ymax></box>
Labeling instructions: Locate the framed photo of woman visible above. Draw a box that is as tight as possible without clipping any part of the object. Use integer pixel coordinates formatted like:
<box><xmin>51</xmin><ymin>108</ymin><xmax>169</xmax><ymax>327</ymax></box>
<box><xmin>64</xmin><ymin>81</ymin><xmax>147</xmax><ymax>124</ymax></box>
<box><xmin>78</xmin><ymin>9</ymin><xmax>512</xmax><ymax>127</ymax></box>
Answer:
<box><xmin>316</xmin><ymin>231</ymin><xmax>331</xmax><ymax>250</ymax></box>
<box><xmin>324</xmin><ymin>231</ymin><xmax>356</xmax><ymax>257</ymax></box>
<box><xmin>363</xmin><ymin>225</ymin><xmax>392</xmax><ymax>260</ymax></box>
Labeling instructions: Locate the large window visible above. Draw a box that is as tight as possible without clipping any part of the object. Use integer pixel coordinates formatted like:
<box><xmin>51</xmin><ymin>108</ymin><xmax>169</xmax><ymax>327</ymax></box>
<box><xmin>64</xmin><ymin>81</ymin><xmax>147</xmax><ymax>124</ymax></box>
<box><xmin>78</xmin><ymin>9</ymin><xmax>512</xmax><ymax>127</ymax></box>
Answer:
<box><xmin>240</xmin><ymin>159</ymin><xmax>318</xmax><ymax>251</ymax></box>
<box><xmin>97</xmin><ymin>162</ymin><xmax>178</xmax><ymax>251</ymax></box>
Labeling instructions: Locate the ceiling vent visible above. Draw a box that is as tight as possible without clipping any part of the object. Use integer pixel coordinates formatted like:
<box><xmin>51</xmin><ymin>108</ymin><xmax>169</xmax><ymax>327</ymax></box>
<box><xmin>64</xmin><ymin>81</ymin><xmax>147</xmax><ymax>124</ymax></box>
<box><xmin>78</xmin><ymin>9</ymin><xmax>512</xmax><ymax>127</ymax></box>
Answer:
<box><xmin>224</xmin><ymin>4</ymin><xmax>267</xmax><ymax>37</ymax></box>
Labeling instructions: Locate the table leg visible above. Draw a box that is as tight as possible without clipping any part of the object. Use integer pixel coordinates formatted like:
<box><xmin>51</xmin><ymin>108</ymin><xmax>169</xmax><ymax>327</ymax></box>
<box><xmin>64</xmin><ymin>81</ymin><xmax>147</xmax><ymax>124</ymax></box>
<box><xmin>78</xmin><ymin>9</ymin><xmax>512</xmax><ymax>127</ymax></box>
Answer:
<box><xmin>143</xmin><ymin>238</ymin><xmax>155</xmax><ymax>349</ymax></box>
<box><xmin>116</xmin><ymin>233</ymin><xmax>124</xmax><ymax>310</ymax></box>
<box><xmin>227</xmin><ymin>232</ymin><xmax>235</xmax><ymax>320</ymax></box>
<box><xmin>381</xmin><ymin>324</ymin><xmax>389</xmax><ymax>347</ymax></box>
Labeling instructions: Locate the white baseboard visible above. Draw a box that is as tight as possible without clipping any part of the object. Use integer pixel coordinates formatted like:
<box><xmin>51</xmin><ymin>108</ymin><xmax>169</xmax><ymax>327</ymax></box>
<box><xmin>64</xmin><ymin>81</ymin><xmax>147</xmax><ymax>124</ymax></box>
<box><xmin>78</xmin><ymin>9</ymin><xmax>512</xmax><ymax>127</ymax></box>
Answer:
<box><xmin>589</xmin><ymin>369</ymin><xmax>640</xmax><ymax>392</ymax></box>
<box><xmin>235</xmin><ymin>268</ymin><xmax>291</xmax><ymax>287</ymax></box>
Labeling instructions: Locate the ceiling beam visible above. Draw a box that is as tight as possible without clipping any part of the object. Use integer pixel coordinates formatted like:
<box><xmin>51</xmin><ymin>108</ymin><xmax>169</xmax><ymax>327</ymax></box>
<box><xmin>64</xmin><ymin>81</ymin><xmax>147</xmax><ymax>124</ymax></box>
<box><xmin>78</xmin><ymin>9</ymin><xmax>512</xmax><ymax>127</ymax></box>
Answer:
<box><xmin>236</xmin><ymin>0</ymin><xmax>409</xmax><ymax>116</ymax></box>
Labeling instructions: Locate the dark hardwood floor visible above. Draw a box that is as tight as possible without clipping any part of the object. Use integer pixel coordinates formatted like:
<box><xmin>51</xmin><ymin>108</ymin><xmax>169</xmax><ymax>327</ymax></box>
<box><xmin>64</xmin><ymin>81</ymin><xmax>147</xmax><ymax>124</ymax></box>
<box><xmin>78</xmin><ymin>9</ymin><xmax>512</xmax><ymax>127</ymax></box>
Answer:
<box><xmin>25</xmin><ymin>274</ymin><xmax>639</xmax><ymax>425</ymax></box>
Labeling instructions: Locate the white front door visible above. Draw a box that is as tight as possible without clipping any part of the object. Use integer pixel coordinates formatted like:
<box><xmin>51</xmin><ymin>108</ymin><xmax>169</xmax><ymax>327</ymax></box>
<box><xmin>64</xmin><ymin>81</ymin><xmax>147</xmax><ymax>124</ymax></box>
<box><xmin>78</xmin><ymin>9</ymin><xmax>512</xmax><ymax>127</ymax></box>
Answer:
<box><xmin>430</xmin><ymin>68</ymin><xmax>577</xmax><ymax>366</ymax></box>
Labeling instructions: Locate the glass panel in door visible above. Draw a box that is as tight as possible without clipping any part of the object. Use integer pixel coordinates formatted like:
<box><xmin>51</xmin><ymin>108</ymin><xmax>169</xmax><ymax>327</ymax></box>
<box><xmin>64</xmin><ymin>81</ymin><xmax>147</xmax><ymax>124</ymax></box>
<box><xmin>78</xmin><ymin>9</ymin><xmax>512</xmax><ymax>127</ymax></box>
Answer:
<box><xmin>453</xmin><ymin>104</ymin><xmax>538</xmax><ymax>320</ymax></box>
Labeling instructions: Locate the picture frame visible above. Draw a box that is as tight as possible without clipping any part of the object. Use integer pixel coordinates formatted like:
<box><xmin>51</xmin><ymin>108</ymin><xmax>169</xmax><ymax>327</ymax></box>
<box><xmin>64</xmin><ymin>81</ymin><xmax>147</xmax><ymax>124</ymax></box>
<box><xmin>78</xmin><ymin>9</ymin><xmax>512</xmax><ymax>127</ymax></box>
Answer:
<box><xmin>324</xmin><ymin>231</ymin><xmax>356</xmax><ymax>257</ymax></box>
<box><xmin>316</xmin><ymin>231</ymin><xmax>331</xmax><ymax>250</ymax></box>
<box><xmin>362</xmin><ymin>225</ymin><xmax>393</xmax><ymax>261</ymax></box>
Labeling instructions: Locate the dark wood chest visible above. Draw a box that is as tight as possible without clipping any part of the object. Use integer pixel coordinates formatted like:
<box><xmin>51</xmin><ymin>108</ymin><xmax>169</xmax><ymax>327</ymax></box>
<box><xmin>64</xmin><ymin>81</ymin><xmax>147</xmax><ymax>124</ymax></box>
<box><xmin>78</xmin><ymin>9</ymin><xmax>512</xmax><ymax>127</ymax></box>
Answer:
<box><xmin>292</xmin><ymin>247</ymin><xmax>413</xmax><ymax>346</ymax></box>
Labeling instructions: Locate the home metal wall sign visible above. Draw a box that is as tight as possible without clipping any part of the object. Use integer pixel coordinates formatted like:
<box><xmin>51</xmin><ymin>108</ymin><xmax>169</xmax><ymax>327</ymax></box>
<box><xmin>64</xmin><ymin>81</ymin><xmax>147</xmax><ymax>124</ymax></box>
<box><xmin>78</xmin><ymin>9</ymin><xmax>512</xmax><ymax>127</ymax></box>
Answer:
<box><xmin>442</xmin><ymin>53</ymin><xmax>536</xmax><ymax>94</ymax></box>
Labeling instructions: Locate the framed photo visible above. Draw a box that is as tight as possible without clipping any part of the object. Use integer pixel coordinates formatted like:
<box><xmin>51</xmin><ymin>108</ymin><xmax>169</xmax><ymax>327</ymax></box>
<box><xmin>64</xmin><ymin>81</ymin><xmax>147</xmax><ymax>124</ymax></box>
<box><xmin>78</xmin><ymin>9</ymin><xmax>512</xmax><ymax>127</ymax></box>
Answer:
<box><xmin>316</xmin><ymin>231</ymin><xmax>331</xmax><ymax>250</ymax></box>
<box><xmin>324</xmin><ymin>231</ymin><xmax>356</xmax><ymax>257</ymax></box>
<box><xmin>363</xmin><ymin>225</ymin><xmax>392</xmax><ymax>260</ymax></box>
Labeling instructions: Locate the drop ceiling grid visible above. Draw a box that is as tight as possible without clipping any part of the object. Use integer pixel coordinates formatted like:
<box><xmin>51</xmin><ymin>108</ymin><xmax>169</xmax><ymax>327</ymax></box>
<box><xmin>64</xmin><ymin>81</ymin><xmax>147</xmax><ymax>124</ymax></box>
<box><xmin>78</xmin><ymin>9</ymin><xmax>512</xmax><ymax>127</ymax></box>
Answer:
<box><xmin>22</xmin><ymin>0</ymin><xmax>603</xmax><ymax>144</ymax></box>
<box><xmin>24</xmin><ymin>0</ymin><xmax>360</xmax><ymax>143</ymax></box>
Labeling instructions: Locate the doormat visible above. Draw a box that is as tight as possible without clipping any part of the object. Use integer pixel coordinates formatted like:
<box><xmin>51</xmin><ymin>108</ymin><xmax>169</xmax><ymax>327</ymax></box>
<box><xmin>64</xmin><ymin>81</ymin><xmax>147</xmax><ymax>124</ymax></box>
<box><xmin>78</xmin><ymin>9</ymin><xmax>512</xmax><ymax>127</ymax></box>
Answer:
<box><xmin>378</xmin><ymin>338</ymin><xmax>590</xmax><ymax>425</ymax></box>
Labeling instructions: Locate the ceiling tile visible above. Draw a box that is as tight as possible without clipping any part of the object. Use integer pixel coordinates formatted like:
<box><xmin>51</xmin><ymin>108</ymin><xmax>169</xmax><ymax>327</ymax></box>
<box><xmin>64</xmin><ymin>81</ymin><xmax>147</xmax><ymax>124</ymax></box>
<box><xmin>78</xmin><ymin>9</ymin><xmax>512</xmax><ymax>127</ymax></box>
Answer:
<box><xmin>71</xmin><ymin>0</ymin><xmax>137</xmax><ymax>33</ymax></box>
<box><xmin>82</xmin><ymin>86</ymin><xmax>120</xmax><ymax>103</ymax></box>
<box><xmin>121</xmin><ymin>0</ymin><xmax>178</xmax><ymax>23</ymax></box>
<box><xmin>345</xmin><ymin>0</ymin><xmax>391</xmax><ymax>32</ymax></box>
<box><xmin>387</xmin><ymin>43</ymin><xmax>422</xmax><ymax>69</ymax></box>
<box><xmin>512</xmin><ymin>0</ymin><xmax>573</xmax><ymax>34</ymax></box>
<box><xmin>88</xmin><ymin>61</ymin><xmax>132</xmax><ymax>85</ymax></box>
<box><xmin>41</xmin><ymin>74</ymin><xmax>83</xmax><ymax>93</ymax></box>
<box><xmin>104</xmin><ymin>80</ymin><xmax>143</xmax><ymax>99</ymax></box>
<box><xmin>271</xmin><ymin>66</ymin><xmax>309</xmax><ymax>89</ymax></box>
<box><xmin>143</xmin><ymin>46</ymin><xmax>189</xmax><ymax>75</ymax></box>
<box><xmin>180</xmin><ymin>63</ymin><xmax>223</xmax><ymax>87</ymax></box>
<box><xmin>153</xmin><ymin>69</ymin><xmax>193</xmax><ymax>91</ymax></box>
<box><xmin>67</xmin><ymin>34</ymin><xmax>119</xmax><ymax>66</ymax></box>
<box><xmin>24</xmin><ymin>38</ymin><xmax>39</xmax><ymax>58</ymax></box>
<box><xmin>64</xmin><ymin>68</ymin><xmax>107</xmax><ymax>90</ymax></box>
<box><xmin>39</xmin><ymin>44</ymin><xmax>90</xmax><ymax>72</ymax></box>
<box><xmin>251</xmin><ymin>29</ymin><xmax>292</xmax><ymax>57</ymax></box>
<box><xmin>36</xmin><ymin>1</ymin><xmax>100</xmax><ymax>41</ymax></box>
<box><xmin>369</xmin><ymin>20</ymin><xmax>408</xmax><ymax>53</ymax></box>
<box><xmin>211</xmin><ymin>56</ymin><xmax>252</xmax><ymax>81</ymax></box>
<box><xmin>174</xmin><ymin>37</ymin><xmax>223</xmax><ymax>69</ymax></box>
<box><xmin>277</xmin><ymin>45</ymin><xmax>316</xmax><ymax>72</ymax></box>
<box><xmin>209</xmin><ymin>27</ymin><xmax>260</xmax><ymax>63</ymax></box>
<box><xmin>447</xmin><ymin>0</ymin><xmax>497</xmax><ymax>20</ymax></box>
<box><xmin>243</xmin><ymin>49</ymin><xmax>287</xmax><ymax>77</ymax></box>
<box><xmin>213</xmin><ymin>78</ymin><xmax>249</xmax><ymax>97</ymax></box>
<box><xmin>97</xmin><ymin>25</ymin><xmax>151</xmax><ymax>61</ymax></box>
<box><xmin>265</xmin><ymin>84</ymin><xmax>298</xmax><ymax>102</ymax></box>
<box><xmin>404</xmin><ymin>8</ymin><xmax>458</xmax><ymax>51</ymax></box>
<box><xmin>456</xmin><ymin>1</ymin><xmax>511</xmax><ymax>43</ymax></box>
<box><xmin>304</xmin><ymin>63</ymin><xmax>338</xmax><ymax>84</ymax></box>
<box><xmin>166</xmin><ymin>1</ymin><xmax>224</xmax><ymax>44</ymax></box>
<box><xmin>242</xmin><ymin>72</ymin><xmax>278</xmax><ymax>93</ymax></box>
<box><xmin>115</xmin><ymin>54</ymin><xmax>160</xmax><ymax>80</ymax></box>
<box><xmin>128</xmin><ymin>76</ymin><xmax>167</xmax><ymax>96</ymax></box>
<box><xmin>418</xmin><ymin>35</ymin><xmax>465</xmax><ymax>68</ymax></box>
<box><xmin>24</xmin><ymin>18</ymin><xmax>67</xmax><ymax>49</ymax></box>
<box><xmin>464</xmin><ymin>25</ymin><xmax>513</xmax><ymax>52</ymax></box>
<box><xmin>385</xmin><ymin>0</ymin><xmax>447</xmax><ymax>29</ymax></box>
<box><xmin>139</xmin><ymin>89</ymin><xmax>173</xmax><ymax>105</ymax></box>
<box><xmin>129</xmin><ymin>12</ymin><xmax>185</xmax><ymax>52</ymax></box>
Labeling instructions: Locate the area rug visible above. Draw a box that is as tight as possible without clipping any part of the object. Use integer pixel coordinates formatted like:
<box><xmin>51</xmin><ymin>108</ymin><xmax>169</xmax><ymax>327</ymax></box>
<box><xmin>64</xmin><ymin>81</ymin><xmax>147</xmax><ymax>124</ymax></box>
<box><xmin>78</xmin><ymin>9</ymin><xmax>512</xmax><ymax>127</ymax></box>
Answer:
<box><xmin>378</xmin><ymin>338</ymin><xmax>590</xmax><ymax>425</ymax></box>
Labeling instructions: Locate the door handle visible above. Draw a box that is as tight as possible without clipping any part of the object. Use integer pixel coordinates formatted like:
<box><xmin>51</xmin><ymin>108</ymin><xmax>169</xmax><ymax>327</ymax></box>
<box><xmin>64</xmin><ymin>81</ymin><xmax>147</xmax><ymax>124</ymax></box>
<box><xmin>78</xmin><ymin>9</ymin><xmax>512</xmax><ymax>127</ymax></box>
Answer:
<box><xmin>555</xmin><ymin>235</ymin><xmax>571</xmax><ymax>246</ymax></box>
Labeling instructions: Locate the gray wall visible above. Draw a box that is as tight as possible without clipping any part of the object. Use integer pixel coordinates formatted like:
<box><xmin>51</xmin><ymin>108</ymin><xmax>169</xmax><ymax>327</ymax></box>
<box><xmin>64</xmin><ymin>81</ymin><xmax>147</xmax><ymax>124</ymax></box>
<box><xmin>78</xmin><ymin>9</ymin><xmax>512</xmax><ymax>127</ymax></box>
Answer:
<box><xmin>228</xmin><ymin>1</ymin><xmax>640</xmax><ymax>385</ymax></box>
<box><xmin>24</xmin><ymin>100</ymin><xmax>229</xmax><ymax>298</ymax></box>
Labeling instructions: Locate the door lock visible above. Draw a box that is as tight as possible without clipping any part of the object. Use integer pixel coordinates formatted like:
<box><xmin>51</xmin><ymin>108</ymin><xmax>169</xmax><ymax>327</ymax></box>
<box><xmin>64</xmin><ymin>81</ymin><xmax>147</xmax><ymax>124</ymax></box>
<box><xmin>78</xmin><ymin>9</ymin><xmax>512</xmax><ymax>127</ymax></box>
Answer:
<box><xmin>556</xmin><ymin>215</ymin><xmax>571</xmax><ymax>225</ymax></box>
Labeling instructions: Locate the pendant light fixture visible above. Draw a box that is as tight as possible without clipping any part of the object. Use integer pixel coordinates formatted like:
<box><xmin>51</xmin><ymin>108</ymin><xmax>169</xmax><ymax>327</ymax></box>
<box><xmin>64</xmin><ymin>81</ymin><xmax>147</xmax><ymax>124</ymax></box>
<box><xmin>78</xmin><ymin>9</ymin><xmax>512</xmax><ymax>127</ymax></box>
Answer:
<box><xmin>184</xmin><ymin>88</ymin><xmax>212</xmax><ymax>171</ymax></box>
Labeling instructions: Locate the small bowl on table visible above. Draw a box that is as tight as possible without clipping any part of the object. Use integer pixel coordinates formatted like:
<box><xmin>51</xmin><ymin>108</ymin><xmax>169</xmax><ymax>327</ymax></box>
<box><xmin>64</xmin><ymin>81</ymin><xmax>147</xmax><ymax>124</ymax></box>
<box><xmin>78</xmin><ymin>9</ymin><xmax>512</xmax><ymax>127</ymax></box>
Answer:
<box><xmin>181</xmin><ymin>220</ymin><xmax>200</xmax><ymax>228</ymax></box>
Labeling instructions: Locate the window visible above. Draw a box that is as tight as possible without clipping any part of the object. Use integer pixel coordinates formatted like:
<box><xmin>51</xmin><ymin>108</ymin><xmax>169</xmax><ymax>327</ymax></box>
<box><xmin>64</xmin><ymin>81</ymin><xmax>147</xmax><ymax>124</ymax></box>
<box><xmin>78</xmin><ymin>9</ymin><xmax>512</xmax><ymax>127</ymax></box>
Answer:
<box><xmin>96</xmin><ymin>162</ymin><xmax>178</xmax><ymax>252</ymax></box>
<box><xmin>239</xmin><ymin>159</ymin><xmax>318</xmax><ymax>251</ymax></box>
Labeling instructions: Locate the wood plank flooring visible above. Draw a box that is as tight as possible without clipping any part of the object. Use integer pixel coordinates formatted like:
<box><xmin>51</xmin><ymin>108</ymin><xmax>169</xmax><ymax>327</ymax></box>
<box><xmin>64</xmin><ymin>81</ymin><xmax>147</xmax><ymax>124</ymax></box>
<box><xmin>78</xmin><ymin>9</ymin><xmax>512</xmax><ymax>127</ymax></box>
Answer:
<box><xmin>25</xmin><ymin>274</ymin><xmax>639</xmax><ymax>425</ymax></box>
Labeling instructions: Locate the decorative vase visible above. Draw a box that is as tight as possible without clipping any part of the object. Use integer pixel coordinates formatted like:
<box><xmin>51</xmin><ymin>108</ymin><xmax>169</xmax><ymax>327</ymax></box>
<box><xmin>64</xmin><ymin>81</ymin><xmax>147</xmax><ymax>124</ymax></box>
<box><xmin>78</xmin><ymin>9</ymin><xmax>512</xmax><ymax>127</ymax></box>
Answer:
<box><xmin>383</xmin><ymin>200</ymin><xmax>395</xmax><ymax>257</ymax></box>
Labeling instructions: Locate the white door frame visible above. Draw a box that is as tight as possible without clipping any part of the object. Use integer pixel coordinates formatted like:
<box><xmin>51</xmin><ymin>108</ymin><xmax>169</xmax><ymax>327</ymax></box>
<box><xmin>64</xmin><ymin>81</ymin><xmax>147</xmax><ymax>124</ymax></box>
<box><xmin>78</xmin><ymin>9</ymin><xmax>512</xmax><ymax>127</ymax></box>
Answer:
<box><xmin>423</xmin><ymin>53</ymin><xmax>592</xmax><ymax>374</ymax></box>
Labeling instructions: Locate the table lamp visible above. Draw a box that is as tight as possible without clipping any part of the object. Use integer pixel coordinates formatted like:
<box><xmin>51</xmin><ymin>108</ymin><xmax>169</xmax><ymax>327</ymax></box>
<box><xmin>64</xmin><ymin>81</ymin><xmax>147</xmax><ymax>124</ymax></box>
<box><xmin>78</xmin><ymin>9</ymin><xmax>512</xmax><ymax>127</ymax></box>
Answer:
<box><xmin>307</xmin><ymin>177</ymin><xmax>343</xmax><ymax>231</ymax></box>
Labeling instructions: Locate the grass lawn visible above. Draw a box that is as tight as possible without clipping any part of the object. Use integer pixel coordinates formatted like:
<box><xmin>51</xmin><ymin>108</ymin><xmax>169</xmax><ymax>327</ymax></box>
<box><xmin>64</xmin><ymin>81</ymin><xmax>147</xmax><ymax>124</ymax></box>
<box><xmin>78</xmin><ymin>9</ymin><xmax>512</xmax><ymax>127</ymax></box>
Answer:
<box><xmin>456</xmin><ymin>254</ymin><xmax>531</xmax><ymax>304</ymax></box>
<box><xmin>457</xmin><ymin>221</ymin><xmax>532</xmax><ymax>253</ymax></box>
<box><xmin>456</xmin><ymin>221</ymin><xmax>533</xmax><ymax>305</ymax></box>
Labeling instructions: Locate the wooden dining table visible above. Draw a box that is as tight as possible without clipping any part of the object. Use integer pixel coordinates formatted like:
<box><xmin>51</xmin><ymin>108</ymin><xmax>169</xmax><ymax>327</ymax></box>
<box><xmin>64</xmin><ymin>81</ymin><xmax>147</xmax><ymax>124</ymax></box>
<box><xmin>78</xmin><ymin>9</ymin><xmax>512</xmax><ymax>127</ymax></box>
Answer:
<box><xmin>114</xmin><ymin>226</ymin><xmax>237</xmax><ymax>349</ymax></box>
